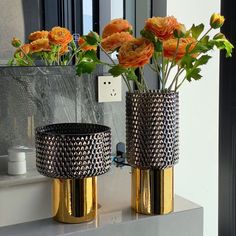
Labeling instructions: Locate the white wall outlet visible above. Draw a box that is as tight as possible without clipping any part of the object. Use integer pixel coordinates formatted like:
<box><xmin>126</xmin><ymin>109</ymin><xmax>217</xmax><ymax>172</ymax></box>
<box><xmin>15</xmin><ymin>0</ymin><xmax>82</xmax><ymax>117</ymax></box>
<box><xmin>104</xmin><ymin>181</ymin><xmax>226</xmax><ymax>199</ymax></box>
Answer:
<box><xmin>98</xmin><ymin>75</ymin><xmax>122</xmax><ymax>103</ymax></box>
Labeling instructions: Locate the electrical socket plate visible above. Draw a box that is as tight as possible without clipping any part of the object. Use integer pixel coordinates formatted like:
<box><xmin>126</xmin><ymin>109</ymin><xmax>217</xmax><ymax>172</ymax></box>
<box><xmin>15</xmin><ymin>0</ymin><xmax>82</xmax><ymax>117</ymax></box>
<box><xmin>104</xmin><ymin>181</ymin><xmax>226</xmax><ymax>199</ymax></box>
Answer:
<box><xmin>98</xmin><ymin>75</ymin><xmax>122</xmax><ymax>103</ymax></box>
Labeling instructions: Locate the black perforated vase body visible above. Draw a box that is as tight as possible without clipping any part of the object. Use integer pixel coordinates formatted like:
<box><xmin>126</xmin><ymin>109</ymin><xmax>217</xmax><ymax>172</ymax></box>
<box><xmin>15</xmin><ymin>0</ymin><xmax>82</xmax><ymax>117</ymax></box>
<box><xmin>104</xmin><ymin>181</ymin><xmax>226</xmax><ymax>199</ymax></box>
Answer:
<box><xmin>126</xmin><ymin>90</ymin><xmax>179</xmax><ymax>215</ymax></box>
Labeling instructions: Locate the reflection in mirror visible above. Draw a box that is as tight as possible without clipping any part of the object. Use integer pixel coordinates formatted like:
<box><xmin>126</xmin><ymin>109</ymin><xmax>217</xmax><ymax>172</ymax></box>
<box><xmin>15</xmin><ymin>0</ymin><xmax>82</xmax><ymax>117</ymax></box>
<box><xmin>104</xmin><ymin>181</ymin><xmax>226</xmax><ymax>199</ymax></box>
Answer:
<box><xmin>0</xmin><ymin>0</ymin><xmax>132</xmax><ymax>64</ymax></box>
<box><xmin>83</xmin><ymin>0</ymin><xmax>93</xmax><ymax>34</ymax></box>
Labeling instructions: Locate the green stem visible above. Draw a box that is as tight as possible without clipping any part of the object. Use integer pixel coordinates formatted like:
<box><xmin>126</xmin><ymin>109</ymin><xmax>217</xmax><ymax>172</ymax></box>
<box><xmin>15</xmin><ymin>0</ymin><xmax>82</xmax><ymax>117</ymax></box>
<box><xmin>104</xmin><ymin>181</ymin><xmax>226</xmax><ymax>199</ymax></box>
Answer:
<box><xmin>176</xmin><ymin>76</ymin><xmax>187</xmax><ymax>91</ymax></box>
<box><xmin>168</xmin><ymin>67</ymin><xmax>184</xmax><ymax>91</ymax></box>
<box><xmin>19</xmin><ymin>47</ymin><xmax>35</xmax><ymax>66</ymax></box>
<box><xmin>139</xmin><ymin>67</ymin><xmax>148</xmax><ymax>91</ymax></box>
<box><xmin>161</xmin><ymin>50</ymin><xmax>165</xmax><ymax>89</ymax></box>
<box><xmin>164</xmin><ymin>38</ymin><xmax>180</xmax><ymax>86</ymax></box>
<box><xmin>199</xmin><ymin>27</ymin><xmax>212</xmax><ymax>41</ymax></box>
<box><xmin>153</xmin><ymin>52</ymin><xmax>163</xmax><ymax>88</ymax></box>
<box><xmin>147</xmin><ymin>63</ymin><xmax>158</xmax><ymax>72</ymax></box>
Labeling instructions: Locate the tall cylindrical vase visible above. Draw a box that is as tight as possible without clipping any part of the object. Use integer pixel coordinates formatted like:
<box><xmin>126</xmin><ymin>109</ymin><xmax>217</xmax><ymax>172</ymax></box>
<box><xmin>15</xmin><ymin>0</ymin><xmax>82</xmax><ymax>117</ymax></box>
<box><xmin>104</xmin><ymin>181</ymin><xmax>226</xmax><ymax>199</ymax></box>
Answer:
<box><xmin>126</xmin><ymin>91</ymin><xmax>179</xmax><ymax>215</ymax></box>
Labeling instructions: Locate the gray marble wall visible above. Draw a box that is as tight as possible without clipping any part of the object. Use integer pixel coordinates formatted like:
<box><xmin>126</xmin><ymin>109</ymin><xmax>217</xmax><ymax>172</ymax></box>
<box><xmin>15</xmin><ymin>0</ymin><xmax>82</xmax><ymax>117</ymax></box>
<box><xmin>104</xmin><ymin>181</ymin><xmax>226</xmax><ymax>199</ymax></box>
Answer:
<box><xmin>0</xmin><ymin>66</ymin><xmax>126</xmax><ymax>155</ymax></box>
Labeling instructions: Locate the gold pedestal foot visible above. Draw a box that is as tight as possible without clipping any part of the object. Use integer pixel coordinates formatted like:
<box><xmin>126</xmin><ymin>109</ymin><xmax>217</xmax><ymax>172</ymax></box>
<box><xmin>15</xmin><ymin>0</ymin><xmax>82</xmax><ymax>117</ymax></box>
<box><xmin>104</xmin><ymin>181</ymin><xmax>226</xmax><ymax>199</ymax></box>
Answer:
<box><xmin>52</xmin><ymin>177</ymin><xmax>97</xmax><ymax>223</ymax></box>
<box><xmin>131</xmin><ymin>167</ymin><xmax>173</xmax><ymax>215</ymax></box>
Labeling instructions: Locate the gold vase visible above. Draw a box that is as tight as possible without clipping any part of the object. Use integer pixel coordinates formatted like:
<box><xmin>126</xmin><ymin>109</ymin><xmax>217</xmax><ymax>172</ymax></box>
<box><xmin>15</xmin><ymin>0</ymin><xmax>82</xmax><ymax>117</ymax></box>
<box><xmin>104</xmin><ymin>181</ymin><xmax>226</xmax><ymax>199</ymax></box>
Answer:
<box><xmin>131</xmin><ymin>167</ymin><xmax>173</xmax><ymax>215</ymax></box>
<box><xmin>52</xmin><ymin>177</ymin><xmax>97</xmax><ymax>223</ymax></box>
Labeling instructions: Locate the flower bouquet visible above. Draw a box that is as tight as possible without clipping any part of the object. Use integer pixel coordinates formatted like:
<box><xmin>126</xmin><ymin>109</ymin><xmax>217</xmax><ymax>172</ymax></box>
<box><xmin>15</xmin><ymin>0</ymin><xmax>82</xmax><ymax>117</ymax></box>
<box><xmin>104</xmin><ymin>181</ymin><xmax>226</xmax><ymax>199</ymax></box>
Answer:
<box><xmin>75</xmin><ymin>13</ymin><xmax>233</xmax><ymax>215</ymax></box>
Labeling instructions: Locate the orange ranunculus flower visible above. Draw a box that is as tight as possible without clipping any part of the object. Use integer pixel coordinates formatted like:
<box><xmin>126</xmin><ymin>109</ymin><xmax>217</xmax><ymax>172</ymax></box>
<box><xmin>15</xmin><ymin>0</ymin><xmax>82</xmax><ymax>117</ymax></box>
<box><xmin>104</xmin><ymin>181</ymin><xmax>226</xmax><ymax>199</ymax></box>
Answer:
<box><xmin>30</xmin><ymin>38</ymin><xmax>51</xmax><ymax>53</ymax></box>
<box><xmin>28</xmin><ymin>30</ymin><xmax>49</xmax><ymax>41</ymax></box>
<box><xmin>101</xmin><ymin>32</ymin><xmax>133</xmax><ymax>53</ymax></box>
<box><xmin>14</xmin><ymin>44</ymin><xmax>31</xmax><ymax>57</ymax></box>
<box><xmin>102</xmin><ymin>18</ymin><xmax>132</xmax><ymax>39</ymax></box>
<box><xmin>48</xmin><ymin>27</ymin><xmax>73</xmax><ymax>45</ymax></box>
<box><xmin>59</xmin><ymin>44</ymin><xmax>69</xmax><ymax>55</ymax></box>
<box><xmin>163</xmin><ymin>37</ymin><xmax>197</xmax><ymax>61</ymax></box>
<box><xmin>210</xmin><ymin>13</ymin><xmax>225</xmax><ymax>29</ymax></box>
<box><xmin>118</xmin><ymin>38</ymin><xmax>154</xmax><ymax>68</ymax></box>
<box><xmin>145</xmin><ymin>16</ymin><xmax>180</xmax><ymax>40</ymax></box>
<box><xmin>78</xmin><ymin>37</ymin><xmax>97</xmax><ymax>51</ymax></box>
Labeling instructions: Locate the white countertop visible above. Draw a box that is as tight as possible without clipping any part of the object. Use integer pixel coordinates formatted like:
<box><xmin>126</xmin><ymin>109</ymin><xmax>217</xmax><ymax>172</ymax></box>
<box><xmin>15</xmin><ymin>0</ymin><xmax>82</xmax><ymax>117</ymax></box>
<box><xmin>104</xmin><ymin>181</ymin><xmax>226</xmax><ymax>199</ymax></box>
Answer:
<box><xmin>0</xmin><ymin>195</ymin><xmax>203</xmax><ymax>236</ymax></box>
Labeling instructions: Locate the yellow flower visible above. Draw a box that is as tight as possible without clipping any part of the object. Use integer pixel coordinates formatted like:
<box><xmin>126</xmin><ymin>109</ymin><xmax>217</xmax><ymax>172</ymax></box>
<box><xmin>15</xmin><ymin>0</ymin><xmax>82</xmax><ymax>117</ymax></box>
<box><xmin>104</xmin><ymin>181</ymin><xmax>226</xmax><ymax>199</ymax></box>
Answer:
<box><xmin>210</xmin><ymin>13</ymin><xmax>225</xmax><ymax>29</ymax></box>
<box><xmin>11</xmin><ymin>37</ymin><xmax>22</xmax><ymax>47</ymax></box>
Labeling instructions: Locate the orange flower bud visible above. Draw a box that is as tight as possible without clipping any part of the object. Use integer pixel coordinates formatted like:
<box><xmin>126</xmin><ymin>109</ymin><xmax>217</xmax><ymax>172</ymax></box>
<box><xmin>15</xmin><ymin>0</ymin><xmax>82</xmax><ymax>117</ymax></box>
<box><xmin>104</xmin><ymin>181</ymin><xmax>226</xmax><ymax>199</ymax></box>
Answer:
<box><xmin>11</xmin><ymin>37</ymin><xmax>22</xmax><ymax>47</ymax></box>
<box><xmin>102</xmin><ymin>18</ymin><xmax>132</xmax><ymax>39</ymax></box>
<box><xmin>30</xmin><ymin>38</ymin><xmax>51</xmax><ymax>53</ymax></box>
<box><xmin>163</xmin><ymin>37</ymin><xmax>197</xmax><ymax>61</ymax></box>
<box><xmin>145</xmin><ymin>16</ymin><xmax>180</xmax><ymax>41</ymax></box>
<box><xmin>210</xmin><ymin>13</ymin><xmax>225</xmax><ymax>29</ymax></box>
<box><xmin>101</xmin><ymin>32</ymin><xmax>133</xmax><ymax>53</ymax></box>
<box><xmin>118</xmin><ymin>38</ymin><xmax>154</xmax><ymax>68</ymax></box>
<box><xmin>48</xmin><ymin>27</ymin><xmax>73</xmax><ymax>46</ymax></box>
<box><xmin>88</xmin><ymin>31</ymin><xmax>100</xmax><ymax>42</ymax></box>
<box><xmin>28</xmin><ymin>30</ymin><xmax>49</xmax><ymax>41</ymax></box>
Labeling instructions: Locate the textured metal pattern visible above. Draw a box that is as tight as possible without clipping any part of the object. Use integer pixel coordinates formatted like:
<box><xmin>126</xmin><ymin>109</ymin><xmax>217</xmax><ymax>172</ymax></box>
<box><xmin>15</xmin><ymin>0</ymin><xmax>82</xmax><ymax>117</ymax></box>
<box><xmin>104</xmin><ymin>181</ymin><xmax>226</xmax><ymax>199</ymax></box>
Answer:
<box><xmin>126</xmin><ymin>91</ymin><xmax>179</xmax><ymax>169</ymax></box>
<box><xmin>35</xmin><ymin>123</ymin><xmax>112</xmax><ymax>178</ymax></box>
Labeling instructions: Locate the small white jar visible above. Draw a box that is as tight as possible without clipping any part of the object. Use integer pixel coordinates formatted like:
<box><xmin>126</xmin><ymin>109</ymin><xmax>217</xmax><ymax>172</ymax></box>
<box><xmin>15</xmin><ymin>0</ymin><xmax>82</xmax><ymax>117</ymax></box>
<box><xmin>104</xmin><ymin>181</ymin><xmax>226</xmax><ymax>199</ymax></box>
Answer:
<box><xmin>8</xmin><ymin>146</ymin><xmax>27</xmax><ymax>175</ymax></box>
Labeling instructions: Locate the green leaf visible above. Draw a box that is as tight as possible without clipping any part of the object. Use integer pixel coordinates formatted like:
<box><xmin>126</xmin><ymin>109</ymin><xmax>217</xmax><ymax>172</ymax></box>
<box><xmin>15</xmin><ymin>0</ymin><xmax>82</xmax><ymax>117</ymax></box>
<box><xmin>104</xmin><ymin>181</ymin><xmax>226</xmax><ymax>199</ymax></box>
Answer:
<box><xmin>191</xmin><ymin>23</ymin><xmax>204</xmax><ymax>39</ymax></box>
<box><xmin>76</xmin><ymin>61</ymin><xmax>96</xmax><ymax>76</ymax></box>
<box><xmin>180</xmin><ymin>54</ymin><xmax>195</xmax><ymax>68</ymax></box>
<box><xmin>51</xmin><ymin>45</ymin><xmax>60</xmax><ymax>53</ymax></box>
<box><xmin>194</xmin><ymin>55</ymin><xmax>212</xmax><ymax>67</ymax></box>
<box><xmin>201</xmin><ymin>35</ymin><xmax>210</xmax><ymax>45</ymax></box>
<box><xmin>154</xmin><ymin>40</ymin><xmax>163</xmax><ymax>52</ymax></box>
<box><xmin>213</xmin><ymin>38</ymin><xmax>234</xmax><ymax>57</ymax></box>
<box><xmin>89</xmin><ymin>31</ymin><xmax>101</xmax><ymax>43</ymax></box>
<box><xmin>126</xmin><ymin>69</ymin><xmax>138</xmax><ymax>81</ymax></box>
<box><xmin>7</xmin><ymin>58</ymin><xmax>15</xmax><ymax>66</ymax></box>
<box><xmin>191</xmin><ymin>43</ymin><xmax>209</xmax><ymax>54</ymax></box>
<box><xmin>108</xmin><ymin>65</ymin><xmax>127</xmax><ymax>77</ymax></box>
<box><xmin>83</xmin><ymin>50</ymin><xmax>101</xmax><ymax>63</ymax></box>
<box><xmin>140</xmin><ymin>29</ymin><xmax>155</xmax><ymax>42</ymax></box>
<box><xmin>85</xmin><ymin>35</ymin><xmax>98</xmax><ymax>45</ymax></box>
<box><xmin>141</xmin><ymin>29</ymin><xmax>162</xmax><ymax>52</ymax></box>
<box><xmin>186</xmin><ymin>67</ymin><xmax>202</xmax><ymax>81</ymax></box>
<box><xmin>224</xmin><ymin>40</ymin><xmax>234</xmax><ymax>57</ymax></box>
<box><xmin>70</xmin><ymin>40</ymin><xmax>77</xmax><ymax>51</ymax></box>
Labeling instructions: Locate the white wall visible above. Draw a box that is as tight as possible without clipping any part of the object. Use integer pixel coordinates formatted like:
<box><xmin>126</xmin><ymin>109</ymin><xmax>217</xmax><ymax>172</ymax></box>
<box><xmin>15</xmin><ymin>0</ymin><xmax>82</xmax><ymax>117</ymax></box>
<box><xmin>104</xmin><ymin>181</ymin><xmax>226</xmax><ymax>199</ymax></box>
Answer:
<box><xmin>167</xmin><ymin>1</ymin><xmax>220</xmax><ymax>236</ymax></box>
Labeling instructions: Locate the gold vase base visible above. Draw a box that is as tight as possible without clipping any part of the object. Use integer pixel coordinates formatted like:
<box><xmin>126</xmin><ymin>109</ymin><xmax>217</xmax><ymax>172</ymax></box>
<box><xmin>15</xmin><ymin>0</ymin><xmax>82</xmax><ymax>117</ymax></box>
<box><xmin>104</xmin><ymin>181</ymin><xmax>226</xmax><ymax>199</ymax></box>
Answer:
<box><xmin>131</xmin><ymin>167</ymin><xmax>174</xmax><ymax>215</ymax></box>
<box><xmin>52</xmin><ymin>177</ymin><xmax>97</xmax><ymax>224</ymax></box>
